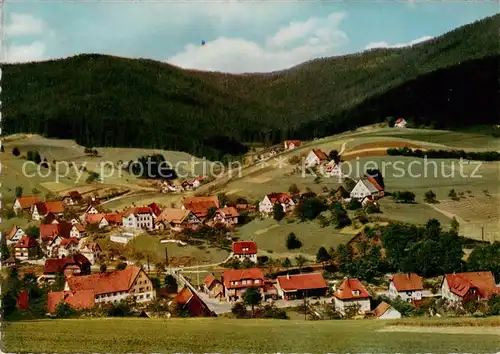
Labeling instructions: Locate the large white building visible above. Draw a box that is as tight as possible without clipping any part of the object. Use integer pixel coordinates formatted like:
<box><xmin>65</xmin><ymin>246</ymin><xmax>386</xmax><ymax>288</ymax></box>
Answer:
<box><xmin>388</xmin><ymin>273</ymin><xmax>424</xmax><ymax>302</ymax></box>
<box><xmin>122</xmin><ymin>207</ymin><xmax>155</xmax><ymax>230</ymax></box>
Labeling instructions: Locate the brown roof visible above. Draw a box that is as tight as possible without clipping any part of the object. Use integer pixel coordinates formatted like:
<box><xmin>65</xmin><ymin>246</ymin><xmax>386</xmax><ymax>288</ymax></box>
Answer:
<box><xmin>334</xmin><ymin>278</ymin><xmax>371</xmax><ymax>300</ymax></box>
<box><xmin>148</xmin><ymin>202</ymin><xmax>162</xmax><ymax>217</ymax></box>
<box><xmin>14</xmin><ymin>235</ymin><xmax>37</xmax><ymax>248</ymax></box>
<box><xmin>47</xmin><ymin>290</ymin><xmax>95</xmax><ymax>313</ymax></box>
<box><xmin>374</xmin><ymin>301</ymin><xmax>391</xmax><ymax>318</ymax></box>
<box><xmin>157</xmin><ymin>208</ymin><xmax>191</xmax><ymax>224</ymax></box>
<box><xmin>444</xmin><ymin>272</ymin><xmax>497</xmax><ymax>298</ymax></box>
<box><xmin>222</xmin><ymin>268</ymin><xmax>265</xmax><ymax>290</ymax></box>
<box><xmin>391</xmin><ymin>273</ymin><xmax>424</xmax><ymax>292</ymax></box>
<box><xmin>216</xmin><ymin>207</ymin><xmax>239</xmax><ymax>218</ymax></box>
<box><xmin>44</xmin><ymin>254</ymin><xmax>91</xmax><ymax>274</ymax></box>
<box><xmin>86</xmin><ymin>213</ymin><xmax>106</xmax><ymax>224</ymax></box>
<box><xmin>174</xmin><ymin>286</ymin><xmax>193</xmax><ymax>305</ymax></box>
<box><xmin>232</xmin><ymin>241</ymin><xmax>257</xmax><ymax>255</ymax></box>
<box><xmin>33</xmin><ymin>201</ymin><xmax>65</xmax><ymax>215</ymax></box>
<box><xmin>122</xmin><ymin>206</ymin><xmax>153</xmax><ymax>217</ymax></box>
<box><xmin>6</xmin><ymin>225</ymin><xmax>24</xmax><ymax>240</ymax></box>
<box><xmin>277</xmin><ymin>273</ymin><xmax>328</xmax><ymax>292</ymax></box>
<box><xmin>66</xmin><ymin>266</ymin><xmax>142</xmax><ymax>295</ymax></box>
<box><xmin>16</xmin><ymin>196</ymin><xmax>41</xmax><ymax>209</ymax></box>
<box><xmin>59</xmin><ymin>237</ymin><xmax>79</xmax><ymax>249</ymax></box>
<box><xmin>183</xmin><ymin>196</ymin><xmax>219</xmax><ymax>216</ymax></box>
<box><xmin>80</xmin><ymin>241</ymin><xmax>102</xmax><ymax>252</ymax></box>
<box><xmin>40</xmin><ymin>224</ymin><xmax>60</xmax><ymax>240</ymax></box>
<box><xmin>104</xmin><ymin>213</ymin><xmax>123</xmax><ymax>224</ymax></box>
<box><xmin>68</xmin><ymin>191</ymin><xmax>83</xmax><ymax>200</ymax></box>
<box><xmin>267</xmin><ymin>192</ymin><xmax>294</xmax><ymax>205</ymax></box>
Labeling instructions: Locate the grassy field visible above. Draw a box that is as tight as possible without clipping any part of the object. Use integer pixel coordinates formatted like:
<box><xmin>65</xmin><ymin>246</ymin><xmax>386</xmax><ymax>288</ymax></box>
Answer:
<box><xmin>4</xmin><ymin>317</ymin><xmax>500</xmax><ymax>353</ymax></box>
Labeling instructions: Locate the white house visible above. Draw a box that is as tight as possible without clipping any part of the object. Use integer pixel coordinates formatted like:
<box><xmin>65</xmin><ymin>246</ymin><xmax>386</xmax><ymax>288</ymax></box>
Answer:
<box><xmin>441</xmin><ymin>271</ymin><xmax>500</xmax><ymax>303</ymax></box>
<box><xmin>78</xmin><ymin>240</ymin><xmax>102</xmax><ymax>265</ymax></box>
<box><xmin>122</xmin><ymin>207</ymin><xmax>154</xmax><ymax>230</ymax></box>
<box><xmin>6</xmin><ymin>225</ymin><xmax>25</xmax><ymax>246</ymax></box>
<box><xmin>322</xmin><ymin>162</ymin><xmax>343</xmax><ymax>178</ymax></box>
<box><xmin>333</xmin><ymin>278</ymin><xmax>371</xmax><ymax>315</ymax></box>
<box><xmin>57</xmin><ymin>238</ymin><xmax>80</xmax><ymax>258</ymax></box>
<box><xmin>388</xmin><ymin>273</ymin><xmax>424</xmax><ymax>302</ymax></box>
<box><xmin>85</xmin><ymin>213</ymin><xmax>109</xmax><ymax>229</ymax></box>
<box><xmin>284</xmin><ymin>140</ymin><xmax>301</xmax><ymax>151</ymax></box>
<box><xmin>259</xmin><ymin>193</ymin><xmax>295</xmax><ymax>214</ymax></box>
<box><xmin>110</xmin><ymin>232</ymin><xmax>136</xmax><ymax>244</ymax></box>
<box><xmin>232</xmin><ymin>241</ymin><xmax>258</xmax><ymax>263</ymax></box>
<box><xmin>349</xmin><ymin>177</ymin><xmax>384</xmax><ymax>200</ymax></box>
<box><xmin>394</xmin><ymin>118</ymin><xmax>407</xmax><ymax>128</ymax></box>
<box><xmin>31</xmin><ymin>201</ymin><xmax>65</xmax><ymax>221</ymax></box>
<box><xmin>304</xmin><ymin>149</ymin><xmax>329</xmax><ymax>168</ymax></box>
<box><xmin>84</xmin><ymin>205</ymin><xmax>100</xmax><ymax>215</ymax></box>
<box><xmin>373</xmin><ymin>301</ymin><xmax>402</xmax><ymax>319</ymax></box>
<box><xmin>13</xmin><ymin>196</ymin><xmax>40</xmax><ymax>215</ymax></box>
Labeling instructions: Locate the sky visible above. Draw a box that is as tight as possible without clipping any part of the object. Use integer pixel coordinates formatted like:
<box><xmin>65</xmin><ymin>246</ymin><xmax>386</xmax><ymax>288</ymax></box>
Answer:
<box><xmin>3</xmin><ymin>0</ymin><xmax>499</xmax><ymax>73</ymax></box>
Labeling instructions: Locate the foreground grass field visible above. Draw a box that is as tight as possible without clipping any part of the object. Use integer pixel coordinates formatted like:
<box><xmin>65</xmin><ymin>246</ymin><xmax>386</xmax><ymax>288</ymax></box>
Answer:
<box><xmin>4</xmin><ymin>317</ymin><xmax>500</xmax><ymax>353</ymax></box>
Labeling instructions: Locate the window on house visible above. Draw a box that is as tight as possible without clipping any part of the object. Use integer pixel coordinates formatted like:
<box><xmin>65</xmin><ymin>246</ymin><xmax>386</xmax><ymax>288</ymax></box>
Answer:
<box><xmin>146</xmin><ymin>294</ymin><xmax>150</xmax><ymax>298</ymax></box>
<box><xmin>139</xmin><ymin>295</ymin><xmax>144</xmax><ymax>299</ymax></box>
<box><xmin>254</xmin><ymin>280</ymin><xmax>260</xmax><ymax>284</ymax></box>
<box><xmin>146</xmin><ymin>287</ymin><xmax>150</xmax><ymax>290</ymax></box>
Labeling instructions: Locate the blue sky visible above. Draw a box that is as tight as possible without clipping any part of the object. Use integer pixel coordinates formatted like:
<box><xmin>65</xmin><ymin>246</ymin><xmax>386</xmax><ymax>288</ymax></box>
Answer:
<box><xmin>4</xmin><ymin>0</ymin><xmax>498</xmax><ymax>73</ymax></box>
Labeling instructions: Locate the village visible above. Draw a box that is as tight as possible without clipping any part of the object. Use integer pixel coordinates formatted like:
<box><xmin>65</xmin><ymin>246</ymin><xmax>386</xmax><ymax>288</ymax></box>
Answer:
<box><xmin>4</xmin><ymin>131</ymin><xmax>500</xmax><ymax>322</ymax></box>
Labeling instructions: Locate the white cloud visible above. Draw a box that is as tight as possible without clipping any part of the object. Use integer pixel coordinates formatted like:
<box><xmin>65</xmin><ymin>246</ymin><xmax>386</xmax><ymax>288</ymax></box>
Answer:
<box><xmin>5</xmin><ymin>41</ymin><xmax>47</xmax><ymax>63</ymax></box>
<box><xmin>365</xmin><ymin>35</ymin><xmax>434</xmax><ymax>50</ymax></box>
<box><xmin>6</xmin><ymin>13</ymin><xmax>47</xmax><ymax>37</ymax></box>
<box><xmin>167</xmin><ymin>12</ymin><xmax>348</xmax><ymax>73</ymax></box>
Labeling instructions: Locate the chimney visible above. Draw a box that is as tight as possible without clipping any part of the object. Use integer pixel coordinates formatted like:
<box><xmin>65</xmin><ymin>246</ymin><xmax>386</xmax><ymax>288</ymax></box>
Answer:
<box><xmin>286</xmin><ymin>273</ymin><xmax>290</xmax><ymax>280</ymax></box>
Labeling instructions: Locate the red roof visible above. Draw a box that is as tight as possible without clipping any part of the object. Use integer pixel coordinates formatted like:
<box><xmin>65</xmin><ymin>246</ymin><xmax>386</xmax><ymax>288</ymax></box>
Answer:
<box><xmin>86</xmin><ymin>213</ymin><xmax>105</xmax><ymax>224</ymax></box>
<box><xmin>40</xmin><ymin>224</ymin><xmax>59</xmax><ymax>240</ymax></box>
<box><xmin>66</xmin><ymin>266</ymin><xmax>142</xmax><ymax>295</ymax></box>
<box><xmin>222</xmin><ymin>268</ymin><xmax>264</xmax><ymax>289</ymax></box>
<box><xmin>232</xmin><ymin>241</ymin><xmax>257</xmax><ymax>255</ymax></box>
<box><xmin>148</xmin><ymin>203</ymin><xmax>162</xmax><ymax>217</ymax></box>
<box><xmin>374</xmin><ymin>301</ymin><xmax>392</xmax><ymax>318</ymax></box>
<box><xmin>203</xmin><ymin>274</ymin><xmax>218</xmax><ymax>288</ymax></box>
<box><xmin>14</xmin><ymin>235</ymin><xmax>37</xmax><ymax>248</ymax></box>
<box><xmin>44</xmin><ymin>254</ymin><xmax>91</xmax><ymax>274</ymax></box>
<box><xmin>122</xmin><ymin>206</ymin><xmax>153</xmax><ymax>217</ymax></box>
<box><xmin>334</xmin><ymin>278</ymin><xmax>371</xmax><ymax>300</ymax></box>
<box><xmin>47</xmin><ymin>290</ymin><xmax>95</xmax><ymax>313</ymax></box>
<box><xmin>59</xmin><ymin>237</ymin><xmax>79</xmax><ymax>249</ymax></box>
<box><xmin>277</xmin><ymin>273</ymin><xmax>328</xmax><ymax>292</ymax></box>
<box><xmin>395</xmin><ymin>118</ymin><xmax>404</xmax><ymax>124</ymax></box>
<box><xmin>33</xmin><ymin>201</ymin><xmax>65</xmax><ymax>215</ymax></box>
<box><xmin>444</xmin><ymin>272</ymin><xmax>497</xmax><ymax>298</ymax></box>
<box><xmin>16</xmin><ymin>290</ymin><xmax>29</xmax><ymax>309</ymax></box>
<box><xmin>267</xmin><ymin>192</ymin><xmax>294</xmax><ymax>205</ymax></box>
<box><xmin>40</xmin><ymin>223</ymin><xmax>81</xmax><ymax>241</ymax></box>
<box><xmin>367</xmin><ymin>176</ymin><xmax>384</xmax><ymax>191</ymax></box>
<box><xmin>6</xmin><ymin>225</ymin><xmax>24</xmax><ymax>241</ymax></box>
<box><xmin>391</xmin><ymin>273</ymin><xmax>423</xmax><ymax>292</ymax></box>
<box><xmin>183</xmin><ymin>196</ymin><xmax>219</xmax><ymax>217</ymax></box>
<box><xmin>105</xmin><ymin>213</ymin><xmax>123</xmax><ymax>224</ymax></box>
<box><xmin>312</xmin><ymin>149</ymin><xmax>329</xmax><ymax>161</ymax></box>
<box><xmin>284</xmin><ymin>140</ymin><xmax>301</xmax><ymax>148</ymax></box>
<box><xmin>16</xmin><ymin>196</ymin><xmax>41</xmax><ymax>209</ymax></box>
<box><xmin>174</xmin><ymin>286</ymin><xmax>193</xmax><ymax>305</ymax></box>
<box><xmin>216</xmin><ymin>207</ymin><xmax>239</xmax><ymax>218</ymax></box>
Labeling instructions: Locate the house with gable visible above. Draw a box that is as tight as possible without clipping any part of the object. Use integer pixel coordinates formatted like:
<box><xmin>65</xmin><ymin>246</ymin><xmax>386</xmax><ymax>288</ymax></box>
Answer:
<box><xmin>83</xmin><ymin>204</ymin><xmax>100</xmax><ymax>215</ymax></box>
<box><xmin>304</xmin><ymin>149</ymin><xmax>329</xmax><ymax>167</ymax></box>
<box><xmin>64</xmin><ymin>265</ymin><xmax>155</xmax><ymax>304</ymax></box>
<box><xmin>322</xmin><ymin>161</ymin><xmax>343</xmax><ymax>178</ymax></box>
<box><xmin>155</xmin><ymin>208</ymin><xmax>201</xmax><ymax>232</ymax></box>
<box><xmin>14</xmin><ymin>235</ymin><xmax>39</xmax><ymax>260</ymax></box>
<box><xmin>62</xmin><ymin>191</ymin><xmax>83</xmax><ymax>206</ymax></box>
<box><xmin>85</xmin><ymin>213</ymin><xmax>110</xmax><ymax>229</ymax></box>
<box><xmin>222</xmin><ymin>268</ymin><xmax>265</xmax><ymax>302</ymax></box>
<box><xmin>41</xmin><ymin>254</ymin><xmax>92</xmax><ymax>284</ymax></box>
<box><xmin>213</xmin><ymin>207</ymin><xmax>239</xmax><ymax>227</ymax></box>
<box><xmin>372</xmin><ymin>301</ymin><xmax>402</xmax><ymax>319</ymax></box>
<box><xmin>6</xmin><ymin>225</ymin><xmax>25</xmax><ymax>245</ymax></box>
<box><xmin>275</xmin><ymin>272</ymin><xmax>329</xmax><ymax>300</ymax></box>
<box><xmin>333</xmin><ymin>277</ymin><xmax>371</xmax><ymax>315</ymax></box>
<box><xmin>388</xmin><ymin>273</ymin><xmax>424</xmax><ymax>302</ymax></box>
<box><xmin>47</xmin><ymin>289</ymin><xmax>95</xmax><ymax>315</ymax></box>
<box><xmin>78</xmin><ymin>240</ymin><xmax>102</xmax><ymax>265</ymax></box>
<box><xmin>284</xmin><ymin>140</ymin><xmax>301</xmax><ymax>151</ymax></box>
<box><xmin>56</xmin><ymin>237</ymin><xmax>80</xmax><ymax>258</ymax></box>
<box><xmin>259</xmin><ymin>192</ymin><xmax>295</xmax><ymax>214</ymax></box>
<box><xmin>202</xmin><ymin>274</ymin><xmax>223</xmax><ymax>298</ymax></box>
<box><xmin>232</xmin><ymin>241</ymin><xmax>258</xmax><ymax>263</ymax></box>
<box><xmin>441</xmin><ymin>271</ymin><xmax>500</xmax><ymax>303</ymax></box>
<box><xmin>13</xmin><ymin>196</ymin><xmax>41</xmax><ymax>215</ymax></box>
<box><xmin>174</xmin><ymin>286</ymin><xmax>216</xmax><ymax>317</ymax></box>
<box><xmin>349</xmin><ymin>176</ymin><xmax>384</xmax><ymax>200</ymax></box>
<box><xmin>394</xmin><ymin>118</ymin><xmax>407</xmax><ymax>128</ymax></box>
<box><xmin>182</xmin><ymin>196</ymin><xmax>220</xmax><ymax>219</ymax></box>
<box><xmin>31</xmin><ymin>201</ymin><xmax>65</xmax><ymax>221</ymax></box>
<box><xmin>148</xmin><ymin>202</ymin><xmax>162</xmax><ymax>217</ymax></box>
<box><xmin>122</xmin><ymin>206</ymin><xmax>155</xmax><ymax>230</ymax></box>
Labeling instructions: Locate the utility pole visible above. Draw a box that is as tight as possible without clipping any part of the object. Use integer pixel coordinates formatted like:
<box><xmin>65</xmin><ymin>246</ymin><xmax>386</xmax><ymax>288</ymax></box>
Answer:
<box><xmin>481</xmin><ymin>226</ymin><xmax>484</xmax><ymax>242</ymax></box>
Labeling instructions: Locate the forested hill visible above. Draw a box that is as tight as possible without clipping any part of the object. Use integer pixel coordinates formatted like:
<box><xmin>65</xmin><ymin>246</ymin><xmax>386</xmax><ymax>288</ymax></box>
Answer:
<box><xmin>1</xmin><ymin>14</ymin><xmax>499</xmax><ymax>159</ymax></box>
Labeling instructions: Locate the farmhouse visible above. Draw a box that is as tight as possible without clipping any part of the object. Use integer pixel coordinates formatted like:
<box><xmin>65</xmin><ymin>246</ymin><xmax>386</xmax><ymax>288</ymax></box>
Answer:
<box><xmin>64</xmin><ymin>265</ymin><xmax>155</xmax><ymax>304</ymax></box>
<box><xmin>6</xmin><ymin>225</ymin><xmax>25</xmax><ymax>245</ymax></box>
<box><xmin>86</xmin><ymin>213</ymin><xmax>110</xmax><ymax>228</ymax></box>
<box><xmin>203</xmin><ymin>274</ymin><xmax>223</xmax><ymax>298</ymax></box>
<box><xmin>322</xmin><ymin>161</ymin><xmax>342</xmax><ymax>178</ymax></box>
<box><xmin>14</xmin><ymin>235</ymin><xmax>38</xmax><ymax>260</ymax></box>
<box><xmin>41</xmin><ymin>254</ymin><xmax>92</xmax><ymax>284</ymax></box>
<box><xmin>78</xmin><ymin>241</ymin><xmax>102</xmax><ymax>265</ymax></box>
<box><xmin>333</xmin><ymin>278</ymin><xmax>371</xmax><ymax>315</ymax></box>
<box><xmin>441</xmin><ymin>271</ymin><xmax>500</xmax><ymax>303</ymax></box>
<box><xmin>122</xmin><ymin>206</ymin><xmax>155</xmax><ymax>230</ymax></box>
<box><xmin>275</xmin><ymin>273</ymin><xmax>329</xmax><ymax>300</ymax></box>
<box><xmin>47</xmin><ymin>290</ymin><xmax>95</xmax><ymax>314</ymax></box>
<box><xmin>304</xmin><ymin>149</ymin><xmax>329</xmax><ymax>167</ymax></box>
<box><xmin>13</xmin><ymin>196</ymin><xmax>41</xmax><ymax>215</ymax></box>
<box><xmin>62</xmin><ymin>191</ymin><xmax>83</xmax><ymax>206</ymax></box>
<box><xmin>182</xmin><ymin>196</ymin><xmax>220</xmax><ymax>218</ymax></box>
<box><xmin>40</xmin><ymin>223</ymin><xmax>85</xmax><ymax>242</ymax></box>
<box><xmin>394</xmin><ymin>118</ymin><xmax>407</xmax><ymax>128</ymax></box>
<box><xmin>31</xmin><ymin>201</ymin><xmax>65</xmax><ymax>221</ymax></box>
<box><xmin>44</xmin><ymin>213</ymin><xmax>60</xmax><ymax>224</ymax></box>
<box><xmin>259</xmin><ymin>192</ymin><xmax>295</xmax><ymax>214</ymax></box>
<box><xmin>155</xmin><ymin>208</ymin><xmax>201</xmax><ymax>231</ymax></box>
<box><xmin>284</xmin><ymin>140</ymin><xmax>301</xmax><ymax>151</ymax></box>
<box><xmin>388</xmin><ymin>273</ymin><xmax>424</xmax><ymax>302</ymax></box>
<box><xmin>174</xmin><ymin>286</ymin><xmax>215</xmax><ymax>317</ymax></box>
<box><xmin>148</xmin><ymin>202</ymin><xmax>162</xmax><ymax>217</ymax></box>
<box><xmin>54</xmin><ymin>237</ymin><xmax>80</xmax><ymax>258</ymax></box>
<box><xmin>372</xmin><ymin>301</ymin><xmax>402</xmax><ymax>319</ymax></box>
<box><xmin>83</xmin><ymin>204</ymin><xmax>100</xmax><ymax>215</ymax></box>
<box><xmin>213</xmin><ymin>207</ymin><xmax>239</xmax><ymax>226</ymax></box>
<box><xmin>349</xmin><ymin>177</ymin><xmax>384</xmax><ymax>200</ymax></box>
<box><xmin>222</xmin><ymin>268</ymin><xmax>265</xmax><ymax>302</ymax></box>
<box><xmin>232</xmin><ymin>241</ymin><xmax>257</xmax><ymax>263</ymax></box>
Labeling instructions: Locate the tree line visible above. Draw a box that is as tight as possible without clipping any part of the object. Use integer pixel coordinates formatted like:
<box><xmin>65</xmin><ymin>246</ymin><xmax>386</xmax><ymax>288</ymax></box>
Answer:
<box><xmin>387</xmin><ymin>147</ymin><xmax>500</xmax><ymax>161</ymax></box>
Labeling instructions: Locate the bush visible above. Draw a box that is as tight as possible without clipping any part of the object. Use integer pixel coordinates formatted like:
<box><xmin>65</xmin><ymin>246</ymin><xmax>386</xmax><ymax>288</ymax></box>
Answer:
<box><xmin>286</xmin><ymin>232</ymin><xmax>302</xmax><ymax>250</ymax></box>
<box><xmin>15</xmin><ymin>186</ymin><xmax>23</xmax><ymax>198</ymax></box>
<box><xmin>424</xmin><ymin>190</ymin><xmax>437</xmax><ymax>203</ymax></box>
<box><xmin>262</xmin><ymin>304</ymin><xmax>288</xmax><ymax>319</ymax></box>
<box><xmin>12</xmin><ymin>147</ymin><xmax>20</xmax><ymax>156</ymax></box>
<box><xmin>347</xmin><ymin>198</ymin><xmax>362</xmax><ymax>210</ymax></box>
<box><xmin>392</xmin><ymin>191</ymin><xmax>416</xmax><ymax>203</ymax></box>
<box><xmin>116</xmin><ymin>262</ymin><xmax>127</xmax><ymax>270</ymax></box>
<box><xmin>231</xmin><ymin>302</ymin><xmax>248</xmax><ymax>318</ymax></box>
<box><xmin>55</xmin><ymin>302</ymin><xmax>79</xmax><ymax>318</ymax></box>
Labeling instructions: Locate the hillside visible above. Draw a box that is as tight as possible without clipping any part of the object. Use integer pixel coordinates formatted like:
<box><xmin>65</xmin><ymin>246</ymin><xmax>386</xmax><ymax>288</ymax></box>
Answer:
<box><xmin>1</xmin><ymin>15</ymin><xmax>498</xmax><ymax>158</ymax></box>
